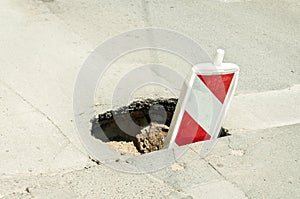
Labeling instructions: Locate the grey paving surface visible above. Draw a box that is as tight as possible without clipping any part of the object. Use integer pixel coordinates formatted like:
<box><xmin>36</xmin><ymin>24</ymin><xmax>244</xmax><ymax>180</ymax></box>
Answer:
<box><xmin>202</xmin><ymin>124</ymin><xmax>300</xmax><ymax>198</ymax></box>
<box><xmin>42</xmin><ymin>0</ymin><xmax>300</xmax><ymax>93</ymax></box>
<box><xmin>0</xmin><ymin>0</ymin><xmax>299</xmax><ymax>198</ymax></box>
<box><xmin>1</xmin><ymin>124</ymin><xmax>298</xmax><ymax>198</ymax></box>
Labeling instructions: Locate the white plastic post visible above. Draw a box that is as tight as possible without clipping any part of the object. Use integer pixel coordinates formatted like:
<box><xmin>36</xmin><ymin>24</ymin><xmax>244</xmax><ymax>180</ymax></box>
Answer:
<box><xmin>163</xmin><ymin>48</ymin><xmax>239</xmax><ymax>149</ymax></box>
<box><xmin>213</xmin><ymin>49</ymin><xmax>225</xmax><ymax>66</ymax></box>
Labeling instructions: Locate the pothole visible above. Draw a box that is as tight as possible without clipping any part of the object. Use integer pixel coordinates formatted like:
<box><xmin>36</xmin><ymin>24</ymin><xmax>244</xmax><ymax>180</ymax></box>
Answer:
<box><xmin>91</xmin><ymin>98</ymin><xmax>230</xmax><ymax>155</ymax></box>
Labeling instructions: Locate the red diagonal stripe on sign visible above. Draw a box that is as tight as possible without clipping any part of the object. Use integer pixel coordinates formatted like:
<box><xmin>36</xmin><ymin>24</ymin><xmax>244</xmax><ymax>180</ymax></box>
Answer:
<box><xmin>198</xmin><ymin>73</ymin><xmax>234</xmax><ymax>103</ymax></box>
<box><xmin>175</xmin><ymin>111</ymin><xmax>211</xmax><ymax>146</ymax></box>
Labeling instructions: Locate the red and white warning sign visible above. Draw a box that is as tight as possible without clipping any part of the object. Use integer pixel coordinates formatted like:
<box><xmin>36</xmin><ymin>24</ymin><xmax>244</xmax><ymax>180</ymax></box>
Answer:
<box><xmin>164</xmin><ymin>50</ymin><xmax>239</xmax><ymax>148</ymax></box>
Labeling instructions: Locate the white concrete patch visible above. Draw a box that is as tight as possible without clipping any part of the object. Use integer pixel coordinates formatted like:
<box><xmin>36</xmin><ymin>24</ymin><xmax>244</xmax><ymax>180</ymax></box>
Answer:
<box><xmin>230</xmin><ymin>149</ymin><xmax>245</xmax><ymax>156</ymax></box>
<box><xmin>170</xmin><ymin>162</ymin><xmax>186</xmax><ymax>171</ymax></box>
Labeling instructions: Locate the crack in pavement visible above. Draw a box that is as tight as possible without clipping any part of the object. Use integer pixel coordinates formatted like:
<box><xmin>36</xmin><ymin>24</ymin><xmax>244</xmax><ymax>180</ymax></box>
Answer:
<box><xmin>146</xmin><ymin>173</ymin><xmax>189</xmax><ymax>197</ymax></box>
<box><xmin>187</xmin><ymin>143</ymin><xmax>249</xmax><ymax>198</ymax></box>
<box><xmin>204</xmin><ymin>159</ymin><xmax>250</xmax><ymax>198</ymax></box>
<box><xmin>0</xmin><ymin>79</ymin><xmax>86</xmax><ymax>156</ymax></box>
<box><xmin>0</xmin><ymin>80</ymin><xmax>71</xmax><ymax>142</ymax></box>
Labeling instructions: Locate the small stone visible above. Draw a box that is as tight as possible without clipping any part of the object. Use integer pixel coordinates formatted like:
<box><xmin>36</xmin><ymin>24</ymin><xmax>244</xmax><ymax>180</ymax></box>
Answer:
<box><xmin>25</xmin><ymin>187</ymin><xmax>30</xmax><ymax>193</ymax></box>
<box><xmin>134</xmin><ymin>122</ymin><xmax>169</xmax><ymax>153</ymax></box>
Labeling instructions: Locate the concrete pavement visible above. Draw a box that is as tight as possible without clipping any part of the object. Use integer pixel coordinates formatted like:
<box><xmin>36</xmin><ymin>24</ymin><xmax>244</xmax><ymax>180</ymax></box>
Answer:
<box><xmin>0</xmin><ymin>0</ymin><xmax>299</xmax><ymax>198</ymax></box>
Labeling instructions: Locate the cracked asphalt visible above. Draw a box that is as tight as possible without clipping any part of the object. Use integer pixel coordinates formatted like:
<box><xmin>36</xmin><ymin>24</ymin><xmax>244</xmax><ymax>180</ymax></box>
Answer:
<box><xmin>0</xmin><ymin>0</ymin><xmax>299</xmax><ymax>198</ymax></box>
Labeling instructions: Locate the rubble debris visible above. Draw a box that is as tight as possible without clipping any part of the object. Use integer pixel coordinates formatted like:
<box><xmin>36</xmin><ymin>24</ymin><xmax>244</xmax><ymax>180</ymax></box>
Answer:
<box><xmin>134</xmin><ymin>123</ymin><xmax>169</xmax><ymax>153</ymax></box>
<box><xmin>106</xmin><ymin>141</ymin><xmax>139</xmax><ymax>156</ymax></box>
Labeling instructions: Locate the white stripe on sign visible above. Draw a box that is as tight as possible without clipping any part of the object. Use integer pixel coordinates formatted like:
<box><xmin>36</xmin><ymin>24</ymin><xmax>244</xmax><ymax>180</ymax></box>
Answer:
<box><xmin>185</xmin><ymin>75</ymin><xmax>223</xmax><ymax>135</ymax></box>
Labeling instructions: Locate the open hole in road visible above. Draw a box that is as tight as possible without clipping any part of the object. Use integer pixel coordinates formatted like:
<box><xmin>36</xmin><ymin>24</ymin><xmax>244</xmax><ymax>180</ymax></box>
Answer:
<box><xmin>91</xmin><ymin>98</ymin><xmax>230</xmax><ymax>156</ymax></box>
